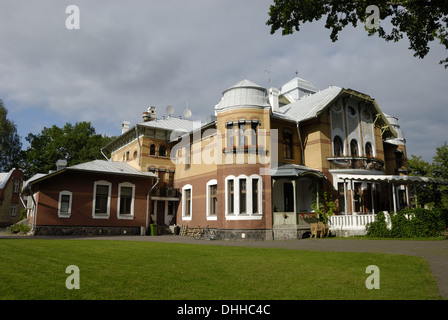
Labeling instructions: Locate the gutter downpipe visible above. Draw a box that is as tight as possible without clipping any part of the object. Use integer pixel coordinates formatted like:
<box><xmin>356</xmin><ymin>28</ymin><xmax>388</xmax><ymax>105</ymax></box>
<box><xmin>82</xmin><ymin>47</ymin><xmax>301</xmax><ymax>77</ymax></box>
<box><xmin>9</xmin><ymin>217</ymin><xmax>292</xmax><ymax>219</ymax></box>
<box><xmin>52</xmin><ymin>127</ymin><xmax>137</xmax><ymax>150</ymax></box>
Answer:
<box><xmin>146</xmin><ymin>177</ymin><xmax>160</xmax><ymax>232</ymax></box>
<box><xmin>100</xmin><ymin>148</ymin><xmax>109</xmax><ymax>161</ymax></box>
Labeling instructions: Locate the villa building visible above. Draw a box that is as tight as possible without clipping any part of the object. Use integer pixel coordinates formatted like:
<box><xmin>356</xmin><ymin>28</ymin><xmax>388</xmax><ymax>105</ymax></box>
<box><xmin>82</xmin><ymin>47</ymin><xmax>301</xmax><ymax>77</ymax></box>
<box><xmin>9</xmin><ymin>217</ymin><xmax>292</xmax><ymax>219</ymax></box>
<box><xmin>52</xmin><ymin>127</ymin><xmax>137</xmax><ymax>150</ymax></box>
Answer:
<box><xmin>0</xmin><ymin>168</ymin><xmax>24</xmax><ymax>227</ymax></box>
<box><xmin>100</xmin><ymin>76</ymin><xmax>447</xmax><ymax>240</ymax></box>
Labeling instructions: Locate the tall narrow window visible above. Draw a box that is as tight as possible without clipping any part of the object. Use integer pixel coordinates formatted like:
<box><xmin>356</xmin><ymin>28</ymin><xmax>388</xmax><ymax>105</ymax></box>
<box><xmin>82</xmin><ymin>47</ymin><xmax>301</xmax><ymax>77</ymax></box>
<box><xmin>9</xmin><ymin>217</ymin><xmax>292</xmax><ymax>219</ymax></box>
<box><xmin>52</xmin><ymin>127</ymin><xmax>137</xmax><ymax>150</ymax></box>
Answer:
<box><xmin>58</xmin><ymin>191</ymin><xmax>72</xmax><ymax>217</ymax></box>
<box><xmin>13</xmin><ymin>180</ymin><xmax>20</xmax><ymax>193</ymax></box>
<box><xmin>350</xmin><ymin>139</ymin><xmax>359</xmax><ymax>157</ymax></box>
<box><xmin>185</xmin><ymin>189</ymin><xmax>191</xmax><ymax>216</ymax></box>
<box><xmin>118</xmin><ymin>183</ymin><xmax>135</xmax><ymax>218</ymax></box>
<box><xmin>251</xmin><ymin>122</ymin><xmax>258</xmax><ymax>146</ymax></box>
<box><xmin>239</xmin><ymin>122</ymin><xmax>246</xmax><ymax>146</ymax></box>
<box><xmin>239</xmin><ymin>179</ymin><xmax>247</xmax><ymax>213</ymax></box>
<box><xmin>365</xmin><ymin>142</ymin><xmax>373</xmax><ymax>157</ymax></box>
<box><xmin>182</xmin><ymin>184</ymin><xmax>192</xmax><ymax>220</ymax></box>
<box><xmin>228</xmin><ymin>180</ymin><xmax>234</xmax><ymax>214</ymax></box>
<box><xmin>227</xmin><ymin>123</ymin><xmax>234</xmax><ymax>148</ymax></box>
<box><xmin>338</xmin><ymin>182</ymin><xmax>345</xmax><ymax>213</ymax></box>
<box><xmin>10</xmin><ymin>204</ymin><xmax>17</xmax><ymax>217</ymax></box>
<box><xmin>150</xmin><ymin>144</ymin><xmax>156</xmax><ymax>156</ymax></box>
<box><xmin>93</xmin><ymin>181</ymin><xmax>111</xmax><ymax>218</ymax></box>
<box><xmin>95</xmin><ymin>186</ymin><xmax>109</xmax><ymax>214</ymax></box>
<box><xmin>159</xmin><ymin>145</ymin><xmax>167</xmax><ymax>157</ymax></box>
<box><xmin>333</xmin><ymin>136</ymin><xmax>344</xmax><ymax>157</ymax></box>
<box><xmin>252</xmin><ymin>178</ymin><xmax>259</xmax><ymax>214</ymax></box>
<box><xmin>209</xmin><ymin>184</ymin><xmax>217</xmax><ymax>216</ymax></box>
<box><xmin>283</xmin><ymin>130</ymin><xmax>293</xmax><ymax>159</ymax></box>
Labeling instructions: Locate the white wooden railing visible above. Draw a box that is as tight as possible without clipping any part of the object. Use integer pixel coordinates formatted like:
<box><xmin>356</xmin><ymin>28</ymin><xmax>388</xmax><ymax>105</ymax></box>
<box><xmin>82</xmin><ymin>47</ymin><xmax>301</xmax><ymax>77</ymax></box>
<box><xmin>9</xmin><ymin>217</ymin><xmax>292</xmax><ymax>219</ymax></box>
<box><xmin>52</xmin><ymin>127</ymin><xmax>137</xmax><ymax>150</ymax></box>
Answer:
<box><xmin>329</xmin><ymin>213</ymin><xmax>391</xmax><ymax>235</ymax></box>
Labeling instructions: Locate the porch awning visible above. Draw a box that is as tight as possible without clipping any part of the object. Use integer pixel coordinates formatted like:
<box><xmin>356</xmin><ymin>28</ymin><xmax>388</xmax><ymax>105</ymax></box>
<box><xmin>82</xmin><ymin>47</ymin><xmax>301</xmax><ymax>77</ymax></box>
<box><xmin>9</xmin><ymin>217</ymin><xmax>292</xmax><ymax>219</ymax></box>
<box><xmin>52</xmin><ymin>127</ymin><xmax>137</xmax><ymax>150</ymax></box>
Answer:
<box><xmin>337</xmin><ymin>174</ymin><xmax>448</xmax><ymax>185</ymax></box>
<box><xmin>271</xmin><ymin>163</ymin><xmax>325</xmax><ymax>179</ymax></box>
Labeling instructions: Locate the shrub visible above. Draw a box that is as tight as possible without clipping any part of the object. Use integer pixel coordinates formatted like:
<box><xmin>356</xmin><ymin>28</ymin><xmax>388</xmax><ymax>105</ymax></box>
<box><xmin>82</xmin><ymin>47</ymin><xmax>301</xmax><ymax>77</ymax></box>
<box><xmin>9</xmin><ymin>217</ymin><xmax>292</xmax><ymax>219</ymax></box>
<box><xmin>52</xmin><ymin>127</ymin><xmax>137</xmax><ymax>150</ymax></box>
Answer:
<box><xmin>9</xmin><ymin>224</ymin><xmax>31</xmax><ymax>234</ymax></box>
<box><xmin>366</xmin><ymin>211</ymin><xmax>390</xmax><ymax>238</ymax></box>
<box><xmin>369</xmin><ymin>208</ymin><xmax>446</xmax><ymax>238</ymax></box>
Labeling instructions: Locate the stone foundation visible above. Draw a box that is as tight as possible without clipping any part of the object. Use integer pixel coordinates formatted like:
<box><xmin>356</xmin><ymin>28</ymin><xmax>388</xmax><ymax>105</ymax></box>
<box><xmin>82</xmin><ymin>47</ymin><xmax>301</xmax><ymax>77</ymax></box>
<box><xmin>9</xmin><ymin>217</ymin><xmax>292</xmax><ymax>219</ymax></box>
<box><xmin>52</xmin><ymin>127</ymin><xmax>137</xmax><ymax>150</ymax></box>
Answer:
<box><xmin>215</xmin><ymin>229</ymin><xmax>273</xmax><ymax>241</ymax></box>
<box><xmin>34</xmin><ymin>225</ymin><xmax>144</xmax><ymax>236</ymax></box>
<box><xmin>272</xmin><ymin>225</ymin><xmax>311</xmax><ymax>240</ymax></box>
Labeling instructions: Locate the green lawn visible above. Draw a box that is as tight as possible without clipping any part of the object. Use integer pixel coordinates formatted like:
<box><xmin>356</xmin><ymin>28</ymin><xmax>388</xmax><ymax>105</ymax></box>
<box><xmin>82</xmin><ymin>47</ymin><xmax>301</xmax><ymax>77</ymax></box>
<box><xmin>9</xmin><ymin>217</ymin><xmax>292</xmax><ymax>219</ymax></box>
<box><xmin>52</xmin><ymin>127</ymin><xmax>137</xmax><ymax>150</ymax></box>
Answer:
<box><xmin>0</xmin><ymin>239</ymin><xmax>442</xmax><ymax>300</ymax></box>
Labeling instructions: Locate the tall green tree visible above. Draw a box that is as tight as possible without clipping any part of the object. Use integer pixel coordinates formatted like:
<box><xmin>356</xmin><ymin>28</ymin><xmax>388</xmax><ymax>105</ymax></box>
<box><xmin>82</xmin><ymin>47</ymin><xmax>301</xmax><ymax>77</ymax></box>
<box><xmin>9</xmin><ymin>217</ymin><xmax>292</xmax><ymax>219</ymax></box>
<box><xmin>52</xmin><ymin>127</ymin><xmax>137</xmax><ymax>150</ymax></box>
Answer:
<box><xmin>266</xmin><ymin>0</ymin><xmax>448</xmax><ymax>68</ymax></box>
<box><xmin>22</xmin><ymin>122</ymin><xmax>114</xmax><ymax>179</ymax></box>
<box><xmin>0</xmin><ymin>99</ymin><xmax>22</xmax><ymax>172</ymax></box>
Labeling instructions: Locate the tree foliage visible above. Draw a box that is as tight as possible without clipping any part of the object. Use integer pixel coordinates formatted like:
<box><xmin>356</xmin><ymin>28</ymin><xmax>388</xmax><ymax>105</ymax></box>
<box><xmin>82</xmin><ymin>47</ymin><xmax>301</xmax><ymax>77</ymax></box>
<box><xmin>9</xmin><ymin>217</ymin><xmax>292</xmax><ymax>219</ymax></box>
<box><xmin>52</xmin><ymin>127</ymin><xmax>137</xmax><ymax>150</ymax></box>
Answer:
<box><xmin>0</xmin><ymin>100</ymin><xmax>22</xmax><ymax>172</ymax></box>
<box><xmin>22</xmin><ymin>122</ymin><xmax>115</xmax><ymax>179</ymax></box>
<box><xmin>266</xmin><ymin>0</ymin><xmax>448</xmax><ymax>68</ymax></box>
<box><xmin>408</xmin><ymin>142</ymin><xmax>448</xmax><ymax>208</ymax></box>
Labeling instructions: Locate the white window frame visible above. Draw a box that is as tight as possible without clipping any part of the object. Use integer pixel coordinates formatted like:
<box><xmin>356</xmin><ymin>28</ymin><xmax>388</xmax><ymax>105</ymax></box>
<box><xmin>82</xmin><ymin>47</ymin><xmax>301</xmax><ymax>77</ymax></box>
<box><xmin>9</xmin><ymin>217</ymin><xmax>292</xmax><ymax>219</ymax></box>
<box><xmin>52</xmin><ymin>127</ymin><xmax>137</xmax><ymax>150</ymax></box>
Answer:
<box><xmin>92</xmin><ymin>180</ymin><xmax>112</xmax><ymax>219</ymax></box>
<box><xmin>10</xmin><ymin>204</ymin><xmax>17</xmax><ymax>217</ymax></box>
<box><xmin>182</xmin><ymin>184</ymin><xmax>193</xmax><ymax>221</ymax></box>
<box><xmin>117</xmin><ymin>182</ymin><xmax>135</xmax><ymax>219</ymax></box>
<box><xmin>206</xmin><ymin>179</ymin><xmax>218</xmax><ymax>220</ymax></box>
<box><xmin>58</xmin><ymin>190</ymin><xmax>73</xmax><ymax>218</ymax></box>
<box><xmin>13</xmin><ymin>180</ymin><xmax>20</xmax><ymax>193</ymax></box>
<box><xmin>225</xmin><ymin>175</ymin><xmax>262</xmax><ymax>220</ymax></box>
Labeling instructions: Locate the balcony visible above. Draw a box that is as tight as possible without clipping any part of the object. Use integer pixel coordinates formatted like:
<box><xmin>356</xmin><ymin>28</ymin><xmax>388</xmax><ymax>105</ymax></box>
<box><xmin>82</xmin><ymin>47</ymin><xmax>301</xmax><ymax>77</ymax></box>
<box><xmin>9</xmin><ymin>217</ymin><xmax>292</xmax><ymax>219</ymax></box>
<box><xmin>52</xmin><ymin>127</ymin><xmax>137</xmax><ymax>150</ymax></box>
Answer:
<box><xmin>327</xmin><ymin>156</ymin><xmax>384</xmax><ymax>171</ymax></box>
<box><xmin>151</xmin><ymin>186</ymin><xmax>180</xmax><ymax>198</ymax></box>
<box><xmin>222</xmin><ymin>145</ymin><xmax>267</xmax><ymax>155</ymax></box>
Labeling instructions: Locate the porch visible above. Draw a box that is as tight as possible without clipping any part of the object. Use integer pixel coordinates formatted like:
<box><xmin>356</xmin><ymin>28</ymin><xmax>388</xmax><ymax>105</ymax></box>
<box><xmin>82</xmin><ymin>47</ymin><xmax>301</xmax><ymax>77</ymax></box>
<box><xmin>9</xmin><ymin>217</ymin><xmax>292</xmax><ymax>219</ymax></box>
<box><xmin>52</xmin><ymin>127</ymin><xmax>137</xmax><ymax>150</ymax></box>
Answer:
<box><xmin>271</xmin><ymin>163</ymin><xmax>325</xmax><ymax>240</ymax></box>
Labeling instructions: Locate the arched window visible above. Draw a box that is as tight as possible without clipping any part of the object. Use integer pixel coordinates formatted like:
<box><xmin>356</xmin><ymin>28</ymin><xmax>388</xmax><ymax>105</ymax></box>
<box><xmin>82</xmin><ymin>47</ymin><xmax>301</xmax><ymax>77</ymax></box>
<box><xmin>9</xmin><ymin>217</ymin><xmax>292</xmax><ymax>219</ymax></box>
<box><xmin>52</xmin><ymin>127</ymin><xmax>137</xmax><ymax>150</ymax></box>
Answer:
<box><xmin>350</xmin><ymin>139</ymin><xmax>359</xmax><ymax>157</ymax></box>
<box><xmin>333</xmin><ymin>136</ymin><xmax>343</xmax><ymax>157</ymax></box>
<box><xmin>159</xmin><ymin>145</ymin><xmax>166</xmax><ymax>157</ymax></box>
<box><xmin>149</xmin><ymin>144</ymin><xmax>156</xmax><ymax>156</ymax></box>
<box><xmin>365</xmin><ymin>142</ymin><xmax>373</xmax><ymax>157</ymax></box>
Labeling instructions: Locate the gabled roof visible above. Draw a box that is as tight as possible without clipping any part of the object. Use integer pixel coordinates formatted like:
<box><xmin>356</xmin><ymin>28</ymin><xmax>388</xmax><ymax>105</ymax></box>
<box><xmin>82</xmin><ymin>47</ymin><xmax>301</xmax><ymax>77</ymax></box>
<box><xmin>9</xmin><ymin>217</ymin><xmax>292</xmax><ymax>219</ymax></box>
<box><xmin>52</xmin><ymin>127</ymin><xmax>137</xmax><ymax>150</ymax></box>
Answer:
<box><xmin>0</xmin><ymin>169</ymin><xmax>14</xmax><ymax>189</ymax></box>
<box><xmin>272</xmin><ymin>85</ymin><xmax>397</xmax><ymax>139</ymax></box>
<box><xmin>22</xmin><ymin>160</ymin><xmax>157</xmax><ymax>192</ymax></box>
<box><xmin>276</xmin><ymin>85</ymin><xmax>343</xmax><ymax>122</ymax></box>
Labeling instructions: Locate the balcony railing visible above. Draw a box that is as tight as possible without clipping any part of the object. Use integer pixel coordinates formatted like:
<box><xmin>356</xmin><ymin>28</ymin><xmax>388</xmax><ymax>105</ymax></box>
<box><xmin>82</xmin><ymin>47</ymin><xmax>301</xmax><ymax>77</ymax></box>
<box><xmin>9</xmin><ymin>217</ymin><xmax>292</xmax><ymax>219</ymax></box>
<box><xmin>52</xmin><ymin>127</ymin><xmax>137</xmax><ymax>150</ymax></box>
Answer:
<box><xmin>327</xmin><ymin>156</ymin><xmax>384</xmax><ymax>171</ymax></box>
<box><xmin>151</xmin><ymin>186</ymin><xmax>180</xmax><ymax>198</ymax></box>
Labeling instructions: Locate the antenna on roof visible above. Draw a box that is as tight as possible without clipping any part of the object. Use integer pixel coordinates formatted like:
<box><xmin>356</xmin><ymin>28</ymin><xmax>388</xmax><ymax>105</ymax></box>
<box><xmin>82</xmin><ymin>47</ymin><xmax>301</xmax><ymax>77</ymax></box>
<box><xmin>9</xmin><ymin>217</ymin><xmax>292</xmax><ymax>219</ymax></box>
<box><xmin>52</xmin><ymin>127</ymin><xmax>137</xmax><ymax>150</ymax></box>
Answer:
<box><xmin>295</xmin><ymin>70</ymin><xmax>299</xmax><ymax>77</ymax></box>
<box><xmin>264</xmin><ymin>69</ymin><xmax>271</xmax><ymax>84</ymax></box>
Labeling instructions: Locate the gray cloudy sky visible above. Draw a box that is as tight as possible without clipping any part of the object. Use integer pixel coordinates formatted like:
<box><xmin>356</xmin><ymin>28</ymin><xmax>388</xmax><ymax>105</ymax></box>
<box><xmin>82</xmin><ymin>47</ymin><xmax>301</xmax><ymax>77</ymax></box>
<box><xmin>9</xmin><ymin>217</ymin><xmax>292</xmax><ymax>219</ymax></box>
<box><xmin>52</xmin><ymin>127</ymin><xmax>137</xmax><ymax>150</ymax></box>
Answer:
<box><xmin>1</xmin><ymin>0</ymin><xmax>447</xmax><ymax>162</ymax></box>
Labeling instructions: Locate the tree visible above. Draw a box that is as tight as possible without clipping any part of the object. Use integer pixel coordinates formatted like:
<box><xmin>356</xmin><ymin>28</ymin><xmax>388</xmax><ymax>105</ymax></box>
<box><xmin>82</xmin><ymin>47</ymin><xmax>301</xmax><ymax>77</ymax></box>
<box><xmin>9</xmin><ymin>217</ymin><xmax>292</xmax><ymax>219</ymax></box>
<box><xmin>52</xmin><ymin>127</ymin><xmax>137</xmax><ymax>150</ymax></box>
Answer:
<box><xmin>266</xmin><ymin>0</ymin><xmax>448</xmax><ymax>68</ymax></box>
<box><xmin>22</xmin><ymin>122</ymin><xmax>115</xmax><ymax>179</ymax></box>
<box><xmin>408</xmin><ymin>143</ymin><xmax>448</xmax><ymax>208</ymax></box>
<box><xmin>0</xmin><ymin>99</ymin><xmax>22</xmax><ymax>172</ymax></box>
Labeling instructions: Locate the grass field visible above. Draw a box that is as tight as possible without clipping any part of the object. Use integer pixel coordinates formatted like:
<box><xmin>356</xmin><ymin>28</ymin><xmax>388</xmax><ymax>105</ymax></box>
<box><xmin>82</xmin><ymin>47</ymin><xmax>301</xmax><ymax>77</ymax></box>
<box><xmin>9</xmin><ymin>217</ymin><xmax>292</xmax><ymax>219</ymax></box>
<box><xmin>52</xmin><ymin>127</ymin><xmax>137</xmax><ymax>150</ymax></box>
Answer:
<box><xmin>0</xmin><ymin>239</ymin><xmax>442</xmax><ymax>300</ymax></box>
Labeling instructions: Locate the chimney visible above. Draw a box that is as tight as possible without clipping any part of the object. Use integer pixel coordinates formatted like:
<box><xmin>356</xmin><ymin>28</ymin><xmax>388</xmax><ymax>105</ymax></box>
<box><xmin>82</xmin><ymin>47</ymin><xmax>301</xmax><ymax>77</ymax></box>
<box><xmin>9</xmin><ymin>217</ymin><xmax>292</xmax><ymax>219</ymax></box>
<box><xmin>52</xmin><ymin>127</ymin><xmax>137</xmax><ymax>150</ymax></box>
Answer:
<box><xmin>143</xmin><ymin>106</ymin><xmax>157</xmax><ymax>122</ymax></box>
<box><xmin>122</xmin><ymin>121</ymin><xmax>130</xmax><ymax>134</ymax></box>
<box><xmin>56</xmin><ymin>159</ymin><xmax>67</xmax><ymax>171</ymax></box>
<box><xmin>269</xmin><ymin>87</ymin><xmax>280</xmax><ymax>112</ymax></box>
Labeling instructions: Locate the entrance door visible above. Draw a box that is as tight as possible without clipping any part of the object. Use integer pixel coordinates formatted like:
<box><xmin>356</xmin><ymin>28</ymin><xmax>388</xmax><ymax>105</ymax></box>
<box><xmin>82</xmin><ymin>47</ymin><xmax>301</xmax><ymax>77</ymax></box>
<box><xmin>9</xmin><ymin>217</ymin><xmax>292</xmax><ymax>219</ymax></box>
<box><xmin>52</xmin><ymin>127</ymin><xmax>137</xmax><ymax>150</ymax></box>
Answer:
<box><xmin>284</xmin><ymin>182</ymin><xmax>294</xmax><ymax>212</ymax></box>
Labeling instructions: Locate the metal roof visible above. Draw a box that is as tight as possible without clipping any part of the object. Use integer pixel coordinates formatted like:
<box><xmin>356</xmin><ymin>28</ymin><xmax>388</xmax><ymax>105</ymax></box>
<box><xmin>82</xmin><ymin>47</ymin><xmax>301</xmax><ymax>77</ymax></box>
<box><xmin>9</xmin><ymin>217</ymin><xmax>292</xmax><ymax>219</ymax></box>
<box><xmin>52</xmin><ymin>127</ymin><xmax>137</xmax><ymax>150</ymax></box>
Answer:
<box><xmin>0</xmin><ymin>169</ymin><xmax>14</xmax><ymax>189</ymax></box>
<box><xmin>68</xmin><ymin>160</ymin><xmax>157</xmax><ymax>178</ymax></box>
<box><xmin>22</xmin><ymin>160</ymin><xmax>157</xmax><ymax>192</ymax></box>
<box><xmin>337</xmin><ymin>173</ymin><xmax>448</xmax><ymax>185</ymax></box>
<box><xmin>138</xmin><ymin>117</ymin><xmax>203</xmax><ymax>132</ymax></box>
<box><xmin>271</xmin><ymin>163</ymin><xmax>325</xmax><ymax>179</ymax></box>
<box><xmin>275</xmin><ymin>86</ymin><xmax>343</xmax><ymax>122</ymax></box>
